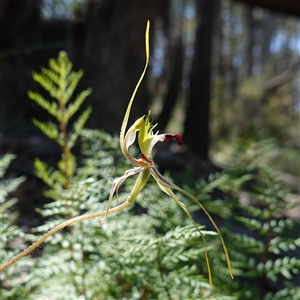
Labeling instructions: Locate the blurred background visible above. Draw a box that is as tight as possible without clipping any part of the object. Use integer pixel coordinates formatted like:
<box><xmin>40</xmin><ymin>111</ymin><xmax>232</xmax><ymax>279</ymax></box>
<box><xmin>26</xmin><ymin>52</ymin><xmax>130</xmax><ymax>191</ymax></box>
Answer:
<box><xmin>0</xmin><ymin>0</ymin><xmax>299</xmax><ymax>224</ymax></box>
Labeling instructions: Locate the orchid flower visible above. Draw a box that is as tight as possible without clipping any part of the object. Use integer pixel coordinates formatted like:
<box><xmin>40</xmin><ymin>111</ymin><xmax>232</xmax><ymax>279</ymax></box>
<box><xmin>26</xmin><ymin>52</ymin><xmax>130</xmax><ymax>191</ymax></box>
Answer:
<box><xmin>102</xmin><ymin>21</ymin><xmax>234</xmax><ymax>287</ymax></box>
<box><xmin>1</xmin><ymin>22</ymin><xmax>233</xmax><ymax>287</ymax></box>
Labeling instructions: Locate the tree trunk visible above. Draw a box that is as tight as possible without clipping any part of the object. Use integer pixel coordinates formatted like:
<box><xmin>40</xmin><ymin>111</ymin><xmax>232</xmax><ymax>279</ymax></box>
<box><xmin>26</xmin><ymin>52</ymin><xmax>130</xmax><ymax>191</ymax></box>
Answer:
<box><xmin>83</xmin><ymin>0</ymin><xmax>168</xmax><ymax>132</ymax></box>
<box><xmin>156</xmin><ymin>38</ymin><xmax>184</xmax><ymax>130</ymax></box>
<box><xmin>182</xmin><ymin>0</ymin><xmax>216</xmax><ymax>160</ymax></box>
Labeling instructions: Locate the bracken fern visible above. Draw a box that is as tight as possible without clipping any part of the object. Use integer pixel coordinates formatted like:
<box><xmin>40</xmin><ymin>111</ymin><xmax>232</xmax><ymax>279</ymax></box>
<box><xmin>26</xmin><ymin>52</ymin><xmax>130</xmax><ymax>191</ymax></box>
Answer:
<box><xmin>0</xmin><ymin>154</ymin><xmax>32</xmax><ymax>300</ymax></box>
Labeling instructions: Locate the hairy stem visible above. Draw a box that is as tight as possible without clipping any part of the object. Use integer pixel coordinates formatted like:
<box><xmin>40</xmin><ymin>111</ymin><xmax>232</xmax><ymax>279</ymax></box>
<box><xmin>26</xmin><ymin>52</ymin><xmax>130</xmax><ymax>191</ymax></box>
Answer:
<box><xmin>0</xmin><ymin>200</ymin><xmax>132</xmax><ymax>272</ymax></box>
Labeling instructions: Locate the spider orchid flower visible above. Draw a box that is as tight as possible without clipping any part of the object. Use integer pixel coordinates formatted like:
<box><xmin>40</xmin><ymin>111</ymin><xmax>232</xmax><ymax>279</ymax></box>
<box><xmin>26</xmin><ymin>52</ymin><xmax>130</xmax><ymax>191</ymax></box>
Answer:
<box><xmin>103</xmin><ymin>21</ymin><xmax>234</xmax><ymax>287</ymax></box>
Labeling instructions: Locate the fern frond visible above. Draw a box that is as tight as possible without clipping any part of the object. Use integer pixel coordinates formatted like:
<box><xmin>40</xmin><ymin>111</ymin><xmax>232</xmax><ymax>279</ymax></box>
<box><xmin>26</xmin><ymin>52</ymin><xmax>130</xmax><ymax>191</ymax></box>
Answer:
<box><xmin>0</xmin><ymin>154</ymin><xmax>26</xmax><ymax>203</ymax></box>
<box><xmin>32</xmin><ymin>70</ymin><xmax>58</xmax><ymax>96</ymax></box>
<box><xmin>64</xmin><ymin>70</ymin><xmax>84</xmax><ymax>102</ymax></box>
<box><xmin>65</xmin><ymin>88</ymin><xmax>92</xmax><ymax>121</ymax></box>
<box><xmin>28</xmin><ymin>91</ymin><xmax>58</xmax><ymax>118</ymax></box>
<box><xmin>264</xmin><ymin>285</ymin><xmax>300</xmax><ymax>300</ymax></box>
<box><xmin>40</xmin><ymin>67</ymin><xmax>61</xmax><ymax>86</ymax></box>
<box><xmin>67</xmin><ymin>106</ymin><xmax>92</xmax><ymax>149</ymax></box>
<box><xmin>49</xmin><ymin>53</ymin><xmax>72</xmax><ymax>76</ymax></box>
<box><xmin>58</xmin><ymin>152</ymin><xmax>76</xmax><ymax>179</ymax></box>
<box><xmin>259</xmin><ymin>256</ymin><xmax>300</xmax><ymax>280</ymax></box>
<box><xmin>229</xmin><ymin>232</ymin><xmax>265</xmax><ymax>254</ymax></box>
<box><xmin>0</xmin><ymin>177</ymin><xmax>26</xmax><ymax>203</ymax></box>
<box><xmin>32</xmin><ymin>119</ymin><xmax>61</xmax><ymax>145</ymax></box>
<box><xmin>0</xmin><ymin>154</ymin><xmax>32</xmax><ymax>299</ymax></box>
<box><xmin>0</xmin><ymin>153</ymin><xmax>16</xmax><ymax>177</ymax></box>
<box><xmin>269</xmin><ymin>236</ymin><xmax>300</xmax><ymax>254</ymax></box>
<box><xmin>34</xmin><ymin>158</ymin><xmax>64</xmax><ymax>189</ymax></box>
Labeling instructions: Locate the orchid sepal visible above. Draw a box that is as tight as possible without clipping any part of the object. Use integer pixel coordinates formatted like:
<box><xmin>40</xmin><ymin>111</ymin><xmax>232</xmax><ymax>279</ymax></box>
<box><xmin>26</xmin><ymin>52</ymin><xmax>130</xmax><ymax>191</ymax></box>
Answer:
<box><xmin>120</xmin><ymin>21</ymin><xmax>150</xmax><ymax>160</ymax></box>
<box><xmin>150</xmin><ymin>167</ymin><xmax>234</xmax><ymax>285</ymax></box>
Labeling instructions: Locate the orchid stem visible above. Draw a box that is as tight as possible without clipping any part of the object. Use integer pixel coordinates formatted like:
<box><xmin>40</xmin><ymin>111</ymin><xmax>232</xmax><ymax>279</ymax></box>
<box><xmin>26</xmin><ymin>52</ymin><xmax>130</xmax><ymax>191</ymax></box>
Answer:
<box><xmin>0</xmin><ymin>200</ymin><xmax>131</xmax><ymax>272</ymax></box>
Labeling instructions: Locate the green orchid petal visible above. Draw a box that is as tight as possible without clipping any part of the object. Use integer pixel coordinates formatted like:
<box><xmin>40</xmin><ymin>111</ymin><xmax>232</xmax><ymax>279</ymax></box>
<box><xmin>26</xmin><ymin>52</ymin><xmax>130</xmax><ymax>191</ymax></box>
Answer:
<box><xmin>103</xmin><ymin>165</ymin><xmax>150</xmax><ymax>223</ymax></box>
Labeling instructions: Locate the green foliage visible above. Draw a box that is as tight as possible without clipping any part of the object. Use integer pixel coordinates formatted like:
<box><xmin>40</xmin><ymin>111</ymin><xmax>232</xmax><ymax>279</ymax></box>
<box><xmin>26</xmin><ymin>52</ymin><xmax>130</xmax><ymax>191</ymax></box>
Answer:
<box><xmin>23</xmin><ymin>126</ymin><xmax>225</xmax><ymax>299</ymax></box>
<box><xmin>0</xmin><ymin>154</ymin><xmax>31</xmax><ymax>300</ymax></box>
<box><xmin>25</xmin><ymin>126</ymin><xmax>300</xmax><ymax>299</ymax></box>
<box><xmin>0</xmin><ymin>154</ymin><xmax>26</xmax><ymax>202</ymax></box>
<box><xmin>203</xmin><ymin>165</ymin><xmax>299</xmax><ymax>300</ymax></box>
<box><xmin>3</xmin><ymin>52</ymin><xmax>299</xmax><ymax>300</ymax></box>
<box><xmin>171</xmin><ymin>160</ymin><xmax>299</xmax><ymax>299</ymax></box>
<box><xmin>24</xmin><ymin>53</ymin><xmax>222</xmax><ymax>298</ymax></box>
<box><xmin>3</xmin><ymin>129</ymin><xmax>299</xmax><ymax>299</ymax></box>
<box><xmin>28</xmin><ymin>51</ymin><xmax>92</xmax><ymax>189</ymax></box>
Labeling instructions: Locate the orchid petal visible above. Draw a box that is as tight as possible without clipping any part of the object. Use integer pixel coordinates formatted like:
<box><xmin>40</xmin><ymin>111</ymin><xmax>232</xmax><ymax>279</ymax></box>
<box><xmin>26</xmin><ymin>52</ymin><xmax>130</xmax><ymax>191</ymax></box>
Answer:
<box><xmin>125</xmin><ymin>117</ymin><xmax>144</xmax><ymax>148</ymax></box>
<box><xmin>101</xmin><ymin>167</ymin><xmax>143</xmax><ymax>225</ymax></box>
<box><xmin>102</xmin><ymin>166</ymin><xmax>149</xmax><ymax>225</ymax></box>
<box><xmin>123</xmin><ymin>117</ymin><xmax>147</xmax><ymax>165</ymax></box>
<box><xmin>138</xmin><ymin>112</ymin><xmax>158</xmax><ymax>161</ymax></box>
<box><xmin>139</xmin><ymin>133</ymin><xmax>165</xmax><ymax>162</ymax></box>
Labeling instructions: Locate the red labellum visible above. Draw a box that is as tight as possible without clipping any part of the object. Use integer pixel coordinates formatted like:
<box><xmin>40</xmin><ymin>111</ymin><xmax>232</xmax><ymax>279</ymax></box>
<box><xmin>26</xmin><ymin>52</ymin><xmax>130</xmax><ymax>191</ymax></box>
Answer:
<box><xmin>164</xmin><ymin>134</ymin><xmax>183</xmax><ymax>145</ymax></box>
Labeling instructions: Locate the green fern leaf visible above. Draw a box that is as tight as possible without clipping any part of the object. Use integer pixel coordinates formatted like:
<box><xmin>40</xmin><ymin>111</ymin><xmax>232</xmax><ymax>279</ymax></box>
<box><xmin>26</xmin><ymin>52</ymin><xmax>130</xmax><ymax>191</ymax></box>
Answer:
<box><xmin>34</xmin><ymin>158</ymin><xmax>65</xmax><ymax>189</ymax></box>
<box><xmin>65</xmin><ymin>88</ymin><xmax>92</xmax><ymax>121</ymax></box>
<box><xmin>32</xmin><ymin>71</ymin><xmax>58</xmax><ymax>96</ymax></box>
<box><xmin>0</xmin><ymin>153</ymin><xmax>16</xmax><ymax>177</ymax></box>
<box><xmin>67</xmin><ymin>106</ymin><xmax>92</xmax><ymax>149</ymax></box>
<box><xmin>28</xmin><ymin>91</ymin><xmax>59</xmax><ymax>117</ymax></box>
<box><xmin>32</xmin><ymin>119</ymin><xmax>62</xmax><ymax>145</ymax></box>
<box><xmin>64</xmin><ymin>70</ymin><xmax>84</xmax><ymax>102</ymax></box>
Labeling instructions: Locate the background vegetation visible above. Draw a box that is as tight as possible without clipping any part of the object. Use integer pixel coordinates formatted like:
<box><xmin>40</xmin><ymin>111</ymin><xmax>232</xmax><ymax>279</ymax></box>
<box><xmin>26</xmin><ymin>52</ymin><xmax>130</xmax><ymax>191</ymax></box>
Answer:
<box><xmin>1</xmin><ymin>0</ymin><xmax>299</xmax><ymax>299</ymax></box>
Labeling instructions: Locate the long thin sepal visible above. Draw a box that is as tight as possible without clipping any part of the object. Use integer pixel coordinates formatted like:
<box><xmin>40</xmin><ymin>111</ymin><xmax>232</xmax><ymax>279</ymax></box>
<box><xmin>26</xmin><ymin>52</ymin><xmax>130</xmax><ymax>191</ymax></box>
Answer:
<box><xmin>173</xmin><ymin>186</ymin><xmax>234</xmax><ymax>280</ymax></box>
<box><xmin>151</xmin><ymin>167</ymin><xmax>234</xmax><ymax>282</ymax></box>
<box><xmin>156</xmin><ymin>181</ymin><xmax>214</xmax><ymax>287</ymax></box>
